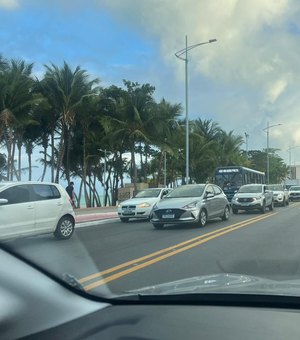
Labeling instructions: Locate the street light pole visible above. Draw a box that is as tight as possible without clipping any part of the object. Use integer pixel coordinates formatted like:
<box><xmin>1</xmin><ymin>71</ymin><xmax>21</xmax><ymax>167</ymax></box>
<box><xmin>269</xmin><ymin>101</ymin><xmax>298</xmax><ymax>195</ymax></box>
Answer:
<box><xmin>175</xmin><ymin>36</ymin><xmax>217</xmax><ymax>184</ymax></box>
<box><xmin>263</xmin><ymin>121</ymin><xmax>282</xmax><ymax>184</ymax></box>
<box><xmin>244</xmin><ymin>132</ymin><xmax>249</xmax><ymax>159</ymax></box>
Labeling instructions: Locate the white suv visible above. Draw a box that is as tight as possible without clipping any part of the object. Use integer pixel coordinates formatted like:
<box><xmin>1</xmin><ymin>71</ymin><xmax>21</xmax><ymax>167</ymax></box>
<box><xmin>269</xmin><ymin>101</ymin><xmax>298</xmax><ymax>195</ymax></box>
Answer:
<box><xmin>0</xmin><ymin>181</ymin><xmax>75</xmax><ymax>240</ymax></box>
<box><xmin>267</xmin><ymin>184</ymin><xmax>289</xmax><ymax>206</ymax></box>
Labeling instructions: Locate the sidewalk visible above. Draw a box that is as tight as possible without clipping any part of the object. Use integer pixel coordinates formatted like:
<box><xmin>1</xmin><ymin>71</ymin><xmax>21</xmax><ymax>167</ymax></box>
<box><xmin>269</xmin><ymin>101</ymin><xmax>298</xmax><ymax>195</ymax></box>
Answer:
<box><xmin>74</xmin><ymin>206</ymin><xmax>118</xmax><ymax>224</ymax></box>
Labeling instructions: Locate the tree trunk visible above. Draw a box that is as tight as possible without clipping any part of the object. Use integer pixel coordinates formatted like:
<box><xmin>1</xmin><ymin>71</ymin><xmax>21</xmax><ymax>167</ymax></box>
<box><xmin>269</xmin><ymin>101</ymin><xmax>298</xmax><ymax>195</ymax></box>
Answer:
<box><xmin>55</xmin><ymin>126</ymin><xmax>65</xmax><ymax>183</ymax></box>
<box><xmin>131</xmin><ymin>145</ymin><xmax>137</xmax><ymax>192</ymax></box>
<box><xmin>156</xmin><ymin>151</ymin><xmax>164</xmax><ymax>187</ymax></box>
<box><xmin>51</xmin><ymin>132</ymin><xmax>55</xmax><ymax>183</ymax></box>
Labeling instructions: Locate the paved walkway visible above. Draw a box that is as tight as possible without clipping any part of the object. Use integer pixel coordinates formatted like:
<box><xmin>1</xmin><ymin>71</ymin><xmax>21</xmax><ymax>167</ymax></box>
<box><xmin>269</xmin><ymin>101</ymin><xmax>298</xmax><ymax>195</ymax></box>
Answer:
<box><xmin>74</xmin><ymin>206</ymin><xmax>118</xmax><ymax>224</ymax></box>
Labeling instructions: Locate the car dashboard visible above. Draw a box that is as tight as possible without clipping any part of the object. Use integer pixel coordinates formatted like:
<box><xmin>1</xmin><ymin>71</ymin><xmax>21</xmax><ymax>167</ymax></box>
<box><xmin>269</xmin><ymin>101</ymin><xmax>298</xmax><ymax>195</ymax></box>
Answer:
<box><xmin>2</xmin><ymin>247</ymin><xmax>300</xmax><ymax>339</ymax></box>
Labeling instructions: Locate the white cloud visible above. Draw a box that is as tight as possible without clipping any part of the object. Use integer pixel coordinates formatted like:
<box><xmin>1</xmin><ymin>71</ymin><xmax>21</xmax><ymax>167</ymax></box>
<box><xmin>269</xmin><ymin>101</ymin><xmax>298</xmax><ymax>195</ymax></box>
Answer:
<box><xmin>100</xmin><ymin>0</ymin><xmax>300</xmax><ymax>159</ymax></box>
<box><xmin>0</xmin><ymin>0</ymin><xmax>19</xmax><ymax>9</ymax></box>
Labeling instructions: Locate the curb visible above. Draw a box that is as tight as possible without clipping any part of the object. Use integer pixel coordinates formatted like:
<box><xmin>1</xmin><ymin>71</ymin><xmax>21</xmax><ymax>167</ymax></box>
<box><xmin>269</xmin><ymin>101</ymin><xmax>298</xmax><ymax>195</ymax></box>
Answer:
<box><xmin>75</xmin><ymin>212</ymin><xmax>118</xmax><ymax>224</ymax></box>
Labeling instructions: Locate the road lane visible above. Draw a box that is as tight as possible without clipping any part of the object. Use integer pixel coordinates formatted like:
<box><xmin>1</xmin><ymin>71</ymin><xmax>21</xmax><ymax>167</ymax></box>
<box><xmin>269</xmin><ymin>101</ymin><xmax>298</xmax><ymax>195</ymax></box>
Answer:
<box><xmin>80</xmin><ymin>213</ymin><xmax>277</xmax><ymax>291</ymax></box>
<box><xmin>2</xmin><ymin>202</ymin><xmax>300</xmax><ymax>296</ymax></box>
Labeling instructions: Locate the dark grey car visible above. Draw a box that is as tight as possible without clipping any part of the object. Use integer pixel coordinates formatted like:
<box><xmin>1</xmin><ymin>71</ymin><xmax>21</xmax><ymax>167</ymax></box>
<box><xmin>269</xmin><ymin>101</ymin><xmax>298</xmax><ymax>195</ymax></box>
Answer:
<box><xmin>150</xmin><ymin>184</ymin><xmax>230</xmax><ymax>229</ymax></box>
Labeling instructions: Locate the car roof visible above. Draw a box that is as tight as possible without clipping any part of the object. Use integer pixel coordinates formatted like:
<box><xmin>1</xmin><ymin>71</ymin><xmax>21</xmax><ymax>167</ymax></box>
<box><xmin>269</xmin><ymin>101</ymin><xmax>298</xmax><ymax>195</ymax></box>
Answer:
<box><xmin>0</xmin><ymin>181</ymin><xmax>62</xmax><ymax>188</ymax></box>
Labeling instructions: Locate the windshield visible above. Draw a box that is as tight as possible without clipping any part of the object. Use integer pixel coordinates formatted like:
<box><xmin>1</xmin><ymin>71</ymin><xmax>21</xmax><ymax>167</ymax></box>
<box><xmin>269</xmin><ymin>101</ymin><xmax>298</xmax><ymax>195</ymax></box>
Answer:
<box><xmin>238</xmin><ymin>185</ymin><xmax>262</xmax><ymax>194</ymax></box>
<box><xmin>2</xmin><ymin>0</ymin><xmax>300</xmax><ymax>304</ymax></box>
<box><xmin>268</xmin><ymin>185</ymin><xmax>283</xmax><ymax>191</ymax></box>
<box><xmin>290</xmin><ymin>186</ymin><xmax>300</xmax><ymax>191</ymax></box>
<box><xmin>134</xmin><ymin>189</ymin><xmax>161</xmax><ymax>198</ymax></box>
<box><xmin>167</xmin><ymin>185</ymin><xmax>205</xmax><ymax>198</ymax></box>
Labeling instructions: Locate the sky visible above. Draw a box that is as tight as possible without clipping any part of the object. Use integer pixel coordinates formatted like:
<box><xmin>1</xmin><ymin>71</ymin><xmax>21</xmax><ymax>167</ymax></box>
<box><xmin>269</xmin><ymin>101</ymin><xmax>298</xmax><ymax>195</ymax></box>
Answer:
<box><xmin>1</xmin><ymin>0</ymin><xmax>300</xmax><ymax>176</ymax></box>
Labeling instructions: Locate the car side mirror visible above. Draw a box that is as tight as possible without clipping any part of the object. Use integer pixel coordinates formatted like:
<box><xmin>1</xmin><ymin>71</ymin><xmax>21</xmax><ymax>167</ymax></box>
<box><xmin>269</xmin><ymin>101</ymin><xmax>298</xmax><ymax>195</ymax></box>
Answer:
<box><xmin>0</xmin><ymin>198</ymin><xmax>8</xmax><ymax>205</ymax></box>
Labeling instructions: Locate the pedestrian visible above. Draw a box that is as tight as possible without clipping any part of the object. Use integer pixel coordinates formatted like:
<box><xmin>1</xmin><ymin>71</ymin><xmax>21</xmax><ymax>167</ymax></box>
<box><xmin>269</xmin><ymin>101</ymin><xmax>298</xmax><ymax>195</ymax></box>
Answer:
<box><xmin>66</xmin><ymin>181</ymin><xmax>75</xmax><ymax>208</ymax></box>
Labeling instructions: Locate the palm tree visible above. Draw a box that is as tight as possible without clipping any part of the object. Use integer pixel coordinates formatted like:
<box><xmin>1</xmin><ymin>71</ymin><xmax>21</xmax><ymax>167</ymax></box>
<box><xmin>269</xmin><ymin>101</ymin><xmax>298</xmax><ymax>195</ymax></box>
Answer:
<box><xmin>0</xmin><ymin>59</ymin><xmax>36</xmax><ymax>180</ymax></box>
<box><xmin>40</xmin><ymin>61</ymin><xmax>99</xmax><ymax>183</ymax></box>
<box><xmin>101</xmin><ymin>81</ymin><xmax>156</xmax><ymax>191</ymax></box>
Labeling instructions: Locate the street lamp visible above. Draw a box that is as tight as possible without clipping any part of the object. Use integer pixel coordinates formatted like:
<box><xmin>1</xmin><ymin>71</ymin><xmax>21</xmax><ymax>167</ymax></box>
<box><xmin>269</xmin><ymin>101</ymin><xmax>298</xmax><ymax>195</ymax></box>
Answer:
<box><xmin>287</xmin><ymin>145</ymin><xmax>300</xmax><ymax>179</ymax></box>
<box><xmin>263</xmin><ymin>121</ymin><xmax>282</xmax><ymax>184</ymax></box>
<box><xmin>175</xmin><ymin>36</ymin><xmax>217</xmax><ymax>184</ymax></box>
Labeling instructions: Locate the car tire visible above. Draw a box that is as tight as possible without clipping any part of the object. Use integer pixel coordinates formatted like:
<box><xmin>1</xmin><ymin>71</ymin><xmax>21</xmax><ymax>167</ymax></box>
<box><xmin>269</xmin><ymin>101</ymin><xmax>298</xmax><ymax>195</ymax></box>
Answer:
<box><xmin>260</xmin><ymin>201</ymin><xmax>266</xmax><ymax>214</ymax></box>
<box><xmin>222</xmin><ymin>205</ymin><xmax>230</xmax><ymax>221</ymax></box>
<box><xmin>232</xmin><ymin>208</ymin><xmax>238</xmax><ymax>214</ymax></box>
<box><xmin>198</xmin><ymin>209</ymin><xmax>207</xmax><ymax>227</ymax></box>
<box><xmin>153</xmin><ymin>223</ymin><xmax>164</xmax><ymax>229</ymax></box>
<box><xmin>54</xmin><ymin>216</ymin><xmax>74</xmax><ymax>240</ymax></box>
<box><xmin>269</xmin><ymin>200</ymin><xmax>274</xmax><ymax>211</ymax></box>
<box><xmin>120</xmin><ymin>217</ymin><xmax>129</xmax><ymax>223</ymax></box>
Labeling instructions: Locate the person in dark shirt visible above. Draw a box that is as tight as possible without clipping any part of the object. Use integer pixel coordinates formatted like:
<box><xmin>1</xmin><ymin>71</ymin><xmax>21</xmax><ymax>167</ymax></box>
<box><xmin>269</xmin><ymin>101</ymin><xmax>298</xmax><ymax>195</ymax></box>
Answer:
<box><xmin>66</xmin><ymin>182</ymin><xmax>75</xmax><ymax>208</ymax></box>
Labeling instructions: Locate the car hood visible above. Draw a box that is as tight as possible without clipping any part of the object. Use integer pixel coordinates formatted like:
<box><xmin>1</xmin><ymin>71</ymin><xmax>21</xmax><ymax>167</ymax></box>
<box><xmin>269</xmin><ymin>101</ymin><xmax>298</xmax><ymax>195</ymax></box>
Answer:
<box><xmin>120</xmin><ymin>197</ymin><xmax>159</xmax><ymax>206</ymax></box>
<box><xmin>126</xmin><ymin>273</ymin><xmax>300</xmax><ymax>297</ymax></box>
<box><xmin>271</xmin><ymin>190</ymin><xmax>284</xmax><ymax>194</ymax></box>
<box><xmin>155</xmin><ymin>197</ymin><xmax>201</xmax><ymax>209</ymax></box>
<box><xmin>234</xmin><ymin>193</ymin><xmax>262</xmax><ymax>198</ymax></box>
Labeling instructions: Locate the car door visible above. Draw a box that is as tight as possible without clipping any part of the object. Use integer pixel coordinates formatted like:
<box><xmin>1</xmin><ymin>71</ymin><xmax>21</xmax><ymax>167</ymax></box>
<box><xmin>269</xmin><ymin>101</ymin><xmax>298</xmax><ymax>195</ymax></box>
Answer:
<box><xmin>0</xmin><ymin>184</ymin><xmax>35</xmax><ymax>239</ymax></box>
<box><xmin>204</xmin><ymin>185</ymin><xmax>217</xmax><ymax>218</ymax></box>
<box><xmin>212</xmin><ymin>185</ymin><xmax>227</xmax><ymax>215</ymax></box>
<box><xmin>31</xmin><ymin>184</ymin><xmax>63</xmax><ymax>233</ymax></box>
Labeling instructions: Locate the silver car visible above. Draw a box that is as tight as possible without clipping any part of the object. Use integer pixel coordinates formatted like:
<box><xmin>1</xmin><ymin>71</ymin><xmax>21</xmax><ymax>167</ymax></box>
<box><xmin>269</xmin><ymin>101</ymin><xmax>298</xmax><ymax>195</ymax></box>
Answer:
<box><xmin>150</xmin><ymin>184</ymin><xmax>230</xmax><ymax>229</ymax></box>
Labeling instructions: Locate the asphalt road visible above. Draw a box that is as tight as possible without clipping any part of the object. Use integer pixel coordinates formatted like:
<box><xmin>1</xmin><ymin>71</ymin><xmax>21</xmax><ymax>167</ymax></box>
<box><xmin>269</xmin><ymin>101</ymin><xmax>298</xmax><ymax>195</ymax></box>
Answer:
<box><xmin>4</xmin><ymin>202</ymin><xmax>300</xmax><ymax>297</ymax></box>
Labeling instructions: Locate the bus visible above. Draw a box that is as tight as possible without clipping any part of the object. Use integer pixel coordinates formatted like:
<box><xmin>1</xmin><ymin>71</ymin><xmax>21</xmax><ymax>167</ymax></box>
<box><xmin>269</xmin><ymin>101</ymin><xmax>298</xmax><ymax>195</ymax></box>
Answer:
<box><xmin>214</xmin><ymin>166</ymin><xmax>266</xmax><ymax>201</ymax></box>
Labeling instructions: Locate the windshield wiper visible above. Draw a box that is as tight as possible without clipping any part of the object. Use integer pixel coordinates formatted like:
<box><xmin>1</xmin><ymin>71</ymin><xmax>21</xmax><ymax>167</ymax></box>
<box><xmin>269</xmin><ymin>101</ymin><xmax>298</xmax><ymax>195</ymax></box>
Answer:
<box><xmin>62</xmin><ymin>273</ymin><xmax>85</xmax><ymax>291</ymax></box>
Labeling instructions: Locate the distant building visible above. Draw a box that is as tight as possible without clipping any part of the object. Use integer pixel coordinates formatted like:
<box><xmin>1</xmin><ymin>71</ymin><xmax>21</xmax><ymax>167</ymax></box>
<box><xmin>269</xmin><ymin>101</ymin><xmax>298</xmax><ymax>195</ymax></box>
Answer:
<box><xmin>286</xmin><ymin>165</ymin><xmax>300</xmax><ymax>186</ymax></box>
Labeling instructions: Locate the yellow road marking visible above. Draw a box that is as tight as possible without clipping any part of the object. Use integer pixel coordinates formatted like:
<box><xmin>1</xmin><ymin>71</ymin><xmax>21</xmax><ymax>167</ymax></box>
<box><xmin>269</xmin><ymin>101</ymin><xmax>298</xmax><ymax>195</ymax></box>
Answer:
<box><xmin>79</xmin><ymin>214</ymin><xmax>270</xmax><ymax>284</ymax></box>
<box><xmin>81</xmin><ymin>212</ymin><xmax>277</xmax><ymax>291</ymax></box>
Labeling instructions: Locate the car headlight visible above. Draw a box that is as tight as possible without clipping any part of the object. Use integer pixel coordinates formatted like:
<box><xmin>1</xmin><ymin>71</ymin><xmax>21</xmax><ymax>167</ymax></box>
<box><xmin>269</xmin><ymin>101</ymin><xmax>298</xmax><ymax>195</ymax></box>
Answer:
<box><xmin>182</xmin><ymin>201</ymin><xmax>199</xmax><ymax>209</ymax></box>
<box><xmin>118</xmin><ymin>204</ymin><xmax>122</xmax><ymax>208</ymax></box>
<box><xmin>137</xmin><ymin>202</ymin><xmax>151</xmax><ymax>208</ymax></box>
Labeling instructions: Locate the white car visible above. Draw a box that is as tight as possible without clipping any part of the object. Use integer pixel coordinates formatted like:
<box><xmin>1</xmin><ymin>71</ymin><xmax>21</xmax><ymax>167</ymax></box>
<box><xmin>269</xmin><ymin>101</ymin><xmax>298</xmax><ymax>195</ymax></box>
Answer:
<box><xmin>118</xmin><ymin>187</ymin><xmax>172</xmax><ymax>222</ymax></box>
<box><xmin>288</xmin><ymin>185</ymin><xmax>300</xmax><ymax>201</ymax></box>
<box><xmin>0</xmin><ymin>181</ymin><xmax>75</xmax><ymax>240</ymax></box>
<box><xmin>267</xmin><ymin>184</ymin><xmax>289</xmax><ymax>206</ymax></box>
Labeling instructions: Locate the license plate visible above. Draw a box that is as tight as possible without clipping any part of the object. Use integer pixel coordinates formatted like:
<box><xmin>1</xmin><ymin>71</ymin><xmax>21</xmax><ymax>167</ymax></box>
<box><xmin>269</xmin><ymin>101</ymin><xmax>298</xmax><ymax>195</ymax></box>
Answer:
<box><xmin>123</xmin><ymin>210</ymin><xmax>134</xmax><ymax>215</ymax></box>
<box><xmin>162</xmin><ymin>214</ymin><xmax>175</xmax><ymax>219</ymax></box>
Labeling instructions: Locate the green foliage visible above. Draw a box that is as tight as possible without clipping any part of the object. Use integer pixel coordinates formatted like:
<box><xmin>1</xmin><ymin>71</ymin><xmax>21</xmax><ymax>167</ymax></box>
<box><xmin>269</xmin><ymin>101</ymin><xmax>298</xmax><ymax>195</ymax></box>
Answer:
<box><xmin>1</xmin><ymin>53</ymin><xmax>288</xmax><ymax>205</ymax></box>
<box><xmin>247</xmin><ymin>149</ymin><xmax>288</xmax><ymax>183</ymax></box>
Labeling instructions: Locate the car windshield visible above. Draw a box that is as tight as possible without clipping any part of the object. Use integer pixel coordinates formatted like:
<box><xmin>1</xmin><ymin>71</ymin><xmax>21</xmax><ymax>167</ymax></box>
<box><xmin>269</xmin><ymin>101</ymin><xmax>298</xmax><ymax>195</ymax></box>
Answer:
<box><xmin>2</xmin><ymin>1</ymin><xmax>300</xmax><ymax>304</ymax></box>
<box><xmin>238</xmin><ymin>185</ymin><xmax>262</xmax><ymax>194</ymax></box>
<box><xmin>134</xmin><ymin>189</ymin><xmax>161</xmax><ymax>198</ymax></box>
<box><xmin>167</xmin><ymin>185</ymin><xmax>205</xmax><ymax>198</ymax></box>
<box><xmin>268</xmin><ymin>185</ymin><xmax>283</xmax><ymax>191</ymax></box>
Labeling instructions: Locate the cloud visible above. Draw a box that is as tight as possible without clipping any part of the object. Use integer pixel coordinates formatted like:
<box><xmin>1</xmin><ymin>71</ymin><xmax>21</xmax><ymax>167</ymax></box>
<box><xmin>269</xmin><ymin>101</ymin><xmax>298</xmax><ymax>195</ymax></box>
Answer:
<box><xmin>99</xmin><ymin>0</ymin><xmax>300</xmax><ymax>160</ymax></box>
<box><xmin>0</xmin><ymin>0</ymin><xmax>19</xmax><ymax>9</ymax></box>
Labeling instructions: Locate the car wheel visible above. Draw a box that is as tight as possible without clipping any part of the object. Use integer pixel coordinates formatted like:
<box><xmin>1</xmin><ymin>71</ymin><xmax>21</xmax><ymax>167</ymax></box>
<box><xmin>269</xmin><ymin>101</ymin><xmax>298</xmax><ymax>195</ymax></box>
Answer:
<box><xmin>222</xmin><ymin>205</ymin><xmax>230</xmax><ymax>221</ymax></box>
<box><xmin>198</xmin><ymin>209</ymin><xmax>207</xmax><ymax>227</ymax></box>
<box><xmin>153</xmin><ymin>223</ymin><xmax>164</xmax><ymax>229</ymax></box>
<box><xmin>232</xmin><ymin>208</ymin><xmax>238</xmax><ymax>214</ymax></box>
<box><xmin>260</xmin><ymin>201</ymin><xmax>266</xmax><ymax>214</ymax></box>
<box><xmin>269</xmin><ymin>200</ymin><xmax>274</xmax><ymax>211</ymax></box>
<box><xmin>120</xmin><ymin>217</ymin><xmax>129</xmax><ymax>223</ymax></box>
<box><xmin>54</xmin><ymin>216</ymin><xmax>74</xmax><ymax>240</ymax></box>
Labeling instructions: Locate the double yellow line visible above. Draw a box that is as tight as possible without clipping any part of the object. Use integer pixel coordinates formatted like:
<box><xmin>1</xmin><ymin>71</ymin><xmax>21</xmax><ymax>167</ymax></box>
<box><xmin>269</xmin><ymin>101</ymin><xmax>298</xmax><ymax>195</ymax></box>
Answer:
<box><xmin>80</xmin><ymin>213</ymin><xmax>277</xmax><ymax>291</ymax></box>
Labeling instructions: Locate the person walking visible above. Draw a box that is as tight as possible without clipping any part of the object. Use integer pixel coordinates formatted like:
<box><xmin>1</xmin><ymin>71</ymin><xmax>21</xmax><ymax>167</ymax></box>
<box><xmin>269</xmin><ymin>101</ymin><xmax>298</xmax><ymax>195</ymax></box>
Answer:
<box><xmin>66</xmin><ymin>181</ymin><xmax>75</xmax><ymax>208</ymax></box>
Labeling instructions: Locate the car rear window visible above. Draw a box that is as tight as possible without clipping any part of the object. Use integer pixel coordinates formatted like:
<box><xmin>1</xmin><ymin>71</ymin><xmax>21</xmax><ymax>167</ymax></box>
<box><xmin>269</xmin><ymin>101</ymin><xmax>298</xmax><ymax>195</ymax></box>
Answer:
<box><xmin>32</xmin><ymin>184</ymin><xmax>61</xmax><ymax>201</ymax></box>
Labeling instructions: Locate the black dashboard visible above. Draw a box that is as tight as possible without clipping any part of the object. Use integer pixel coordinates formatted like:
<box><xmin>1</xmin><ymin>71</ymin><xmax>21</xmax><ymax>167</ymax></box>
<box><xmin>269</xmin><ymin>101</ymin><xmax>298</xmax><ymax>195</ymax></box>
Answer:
<box><xmin>2</xmin><ymin>248</ymin><xmax>300</xmax><ymax>339</ymax></box>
